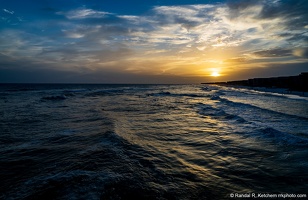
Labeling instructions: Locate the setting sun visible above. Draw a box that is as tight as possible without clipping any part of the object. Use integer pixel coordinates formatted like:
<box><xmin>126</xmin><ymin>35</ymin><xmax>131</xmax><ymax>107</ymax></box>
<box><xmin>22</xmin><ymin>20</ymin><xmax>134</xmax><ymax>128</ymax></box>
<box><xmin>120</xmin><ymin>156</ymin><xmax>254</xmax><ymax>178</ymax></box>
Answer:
<box><xmin>211</xmin><ymin>71</ymin><xmax>220</xmax><ymax>77</ymax></box>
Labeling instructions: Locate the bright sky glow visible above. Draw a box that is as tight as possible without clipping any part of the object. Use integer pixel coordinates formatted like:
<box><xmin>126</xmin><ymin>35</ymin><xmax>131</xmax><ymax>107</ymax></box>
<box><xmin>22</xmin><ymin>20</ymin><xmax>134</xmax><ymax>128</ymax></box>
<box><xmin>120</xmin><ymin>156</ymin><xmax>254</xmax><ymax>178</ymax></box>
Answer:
<box><xmin>0</xmin><ymin>0</ymin><xmax>307</xmax><ymax>83</ymax></box>
<box><xmin>211</xmin><ymin>71</ymin><xmax>220</xmax><ymax>77</ymax></box>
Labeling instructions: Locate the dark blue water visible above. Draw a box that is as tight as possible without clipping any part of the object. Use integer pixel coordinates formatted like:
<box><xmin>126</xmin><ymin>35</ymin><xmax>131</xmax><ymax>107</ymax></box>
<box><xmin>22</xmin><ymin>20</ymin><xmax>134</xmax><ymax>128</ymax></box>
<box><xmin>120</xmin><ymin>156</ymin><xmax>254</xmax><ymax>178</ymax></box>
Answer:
<box><xmin>0</xmin><ymin>84</ymin><xmax>307</xmax><ymax>199</ymax></box>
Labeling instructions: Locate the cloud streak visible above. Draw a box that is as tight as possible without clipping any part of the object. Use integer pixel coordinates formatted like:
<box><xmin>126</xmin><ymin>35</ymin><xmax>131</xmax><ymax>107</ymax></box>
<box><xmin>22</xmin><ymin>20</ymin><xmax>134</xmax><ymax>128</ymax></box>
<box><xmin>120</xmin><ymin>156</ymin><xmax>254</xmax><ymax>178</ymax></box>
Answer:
<box><xmin>57</xmin><ymin>8</ymin><xmax>111</xmax><ymax>19</ymax></box>
<box><xmin>3</xmin><ymin>9</ymin><xmax>14</xmax><ymax>15</ymax></box>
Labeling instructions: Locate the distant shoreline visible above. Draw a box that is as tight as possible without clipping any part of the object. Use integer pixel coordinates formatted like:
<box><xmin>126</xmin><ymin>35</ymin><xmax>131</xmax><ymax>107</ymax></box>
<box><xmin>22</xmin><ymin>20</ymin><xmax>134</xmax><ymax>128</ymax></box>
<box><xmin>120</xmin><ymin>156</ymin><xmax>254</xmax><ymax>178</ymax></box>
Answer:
<box><xmin>202</xmin><ymin>72</ymin><xmax>308</xmax><ymax>96</ymax></box>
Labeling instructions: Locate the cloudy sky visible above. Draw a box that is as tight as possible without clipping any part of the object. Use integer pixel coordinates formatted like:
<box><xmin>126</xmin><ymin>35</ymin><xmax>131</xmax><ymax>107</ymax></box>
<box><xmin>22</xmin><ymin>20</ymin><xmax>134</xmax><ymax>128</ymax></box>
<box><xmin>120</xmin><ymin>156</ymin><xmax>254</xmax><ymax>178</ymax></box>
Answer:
<box><xmin>1</xmin><ymin>0</ymin><xmax>307</xmax><ymax>83</ymax></box>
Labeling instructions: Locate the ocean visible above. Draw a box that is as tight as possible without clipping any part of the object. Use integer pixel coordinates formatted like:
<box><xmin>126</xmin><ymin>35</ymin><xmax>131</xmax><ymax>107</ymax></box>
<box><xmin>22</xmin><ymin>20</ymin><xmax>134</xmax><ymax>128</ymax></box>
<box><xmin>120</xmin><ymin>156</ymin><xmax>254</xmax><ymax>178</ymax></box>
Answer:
<box><xmin>0</xmin><ymin>84</ymin><xmax>307</xmax><ymax>200</ymax></box>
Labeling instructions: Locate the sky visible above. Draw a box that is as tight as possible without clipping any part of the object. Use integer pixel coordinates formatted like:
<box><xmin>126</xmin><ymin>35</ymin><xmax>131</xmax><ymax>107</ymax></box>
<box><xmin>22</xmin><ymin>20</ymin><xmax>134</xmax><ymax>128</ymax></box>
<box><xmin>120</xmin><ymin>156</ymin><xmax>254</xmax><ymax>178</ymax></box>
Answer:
<box><xmin>0</xmin><ymin>0</ymin><xmax>308</xmax><ymax>83</ymax></box>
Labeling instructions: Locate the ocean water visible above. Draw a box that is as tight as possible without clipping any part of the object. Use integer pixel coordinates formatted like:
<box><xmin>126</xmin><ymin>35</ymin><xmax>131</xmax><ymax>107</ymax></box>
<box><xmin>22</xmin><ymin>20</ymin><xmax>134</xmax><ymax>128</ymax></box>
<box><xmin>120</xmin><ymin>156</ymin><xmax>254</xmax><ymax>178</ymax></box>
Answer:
<box><xmin>0</xmin><ymin>84</ymin><xmax>307</xmax><ymax>200</ymax></box>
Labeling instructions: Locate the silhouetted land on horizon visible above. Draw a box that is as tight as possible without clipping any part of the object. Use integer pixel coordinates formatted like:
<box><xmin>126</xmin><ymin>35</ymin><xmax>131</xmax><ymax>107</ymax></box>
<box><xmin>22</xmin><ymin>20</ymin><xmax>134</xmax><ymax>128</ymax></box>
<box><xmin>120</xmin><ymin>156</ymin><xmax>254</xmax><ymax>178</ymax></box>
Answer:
<box><xmin>202</xmin><ymin>72</ymin><xmax>308</xmax><ymax>92</ymax></box>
